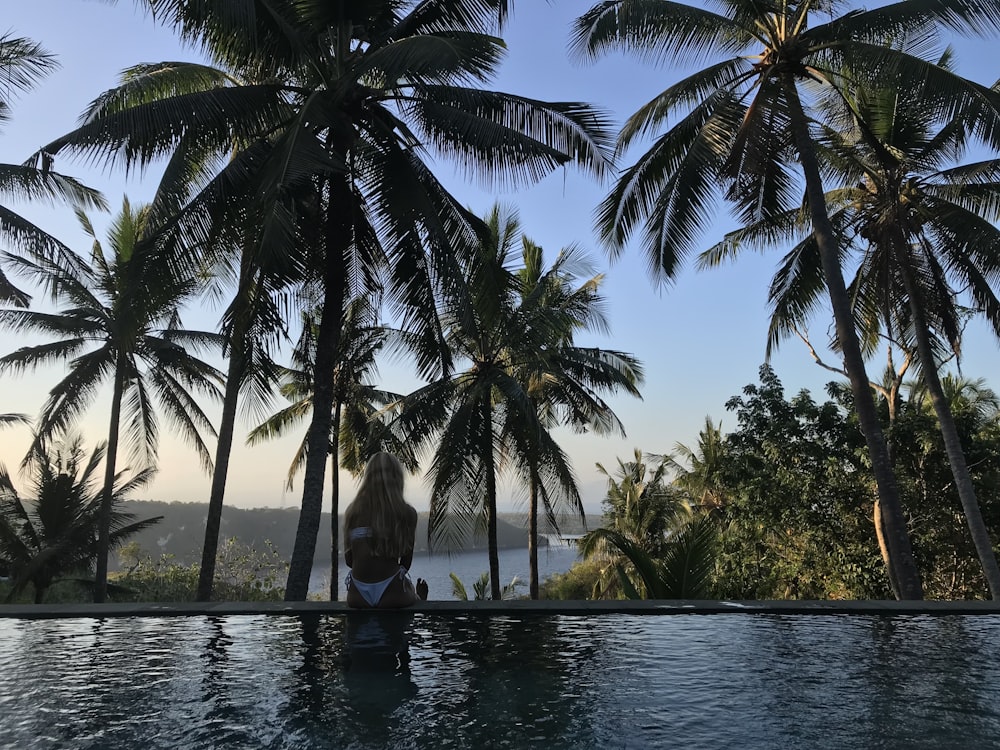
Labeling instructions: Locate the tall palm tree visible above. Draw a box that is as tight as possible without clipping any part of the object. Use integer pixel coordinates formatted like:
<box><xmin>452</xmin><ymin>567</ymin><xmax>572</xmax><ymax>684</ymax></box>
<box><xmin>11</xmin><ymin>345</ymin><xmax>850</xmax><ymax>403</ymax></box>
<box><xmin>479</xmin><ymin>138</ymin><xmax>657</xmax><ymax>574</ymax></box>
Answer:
<box><xmin>42</xmin><ymin>0</ymin><xmax>613</xmax><ymax>600</ymax></box>
<box><xmin>747</xmin><ymin>74</ymin><xmax>1000</xmax><ymax>598</ymax></box>
<box><xmin>392</xmin><ymin>205</ymin><xmax>642</xmax><ymax>598</ymax></box>
<box><xmin>195</xmin><ymin>246</ymin><xmax>287</xmax><ymax>602</ymax></box>
<box><xmin>0</xmin><ymin>199</ymin><xmax>224</xmax><ymax>601</ymax></box>
<box><xmin>86</xmin><ymin>54</ymin><xmax>301</xmax><ymax>606</ymax></box>
<box><xmin>0</xmin><ymin>32</ymin><xmax>106</xmax><ymax>306</ymax></box>
<box><xmin>512</xmin><ymin>226</ymin><xmax>644</xmax><ymax>599</ymax></box>
<box><xmin>711</xmin><ymin>65</ymin><xmax>1000</xmax><ymax>596</ymax></box>
<box><xmin>0</xmin><ymin>435</ymin><xmax>161</xmax><ymax>603</ymax></box>
<box><xmin>247</xmin><ymin>297</ymin><xmax>414</xmax><ymax>600</ymax></box>
<box><xmin>572</xmin><ymin>0</ymin><xmax>1000</xmax><ymax>598</ymax></box>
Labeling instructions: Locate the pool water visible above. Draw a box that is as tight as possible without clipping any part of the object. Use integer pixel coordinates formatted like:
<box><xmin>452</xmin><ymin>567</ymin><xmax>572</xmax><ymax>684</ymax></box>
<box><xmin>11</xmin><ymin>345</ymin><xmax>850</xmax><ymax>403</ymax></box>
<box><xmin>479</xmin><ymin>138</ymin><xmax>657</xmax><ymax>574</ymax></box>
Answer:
<box><xmin>1</xmin><ymin>613</ymin><xmax>998</xmax><ymax>749</ymax></box>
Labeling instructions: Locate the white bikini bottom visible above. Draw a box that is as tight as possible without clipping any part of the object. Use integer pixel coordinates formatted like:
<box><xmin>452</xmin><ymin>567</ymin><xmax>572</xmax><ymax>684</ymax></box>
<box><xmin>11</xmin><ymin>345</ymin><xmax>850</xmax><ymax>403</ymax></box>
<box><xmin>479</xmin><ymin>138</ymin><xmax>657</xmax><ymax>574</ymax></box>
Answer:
<box><xmin>345</xmin><ymin>567</ymin><xmax>409</xmax><ymax>607</ymax></box>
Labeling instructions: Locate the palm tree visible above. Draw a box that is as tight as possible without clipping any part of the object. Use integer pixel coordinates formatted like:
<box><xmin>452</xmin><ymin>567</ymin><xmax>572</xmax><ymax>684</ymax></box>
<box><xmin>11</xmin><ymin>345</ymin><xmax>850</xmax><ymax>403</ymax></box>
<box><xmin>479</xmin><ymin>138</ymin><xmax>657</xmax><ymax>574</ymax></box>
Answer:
<box><xmin>580</xmin><ymin>517</ymin><xmax>717</xmax><ymax>599</ymax></box>
<box><xmin>195</xmin><ymin>247</ymin><xmax>287</xmax><ymax>602</ymax></box>
<box><xmin>665</xmin><ymin>416</ymin><xmax>730</xmax><ymax>510</ymax></box>
<box><xmin>0</xmin><ymin>435</ymin><xmax>161</xmax><ymax>603</ymax></box>
<box><xmin>43</xmin><ymin>0</ymin><xmax>613</xmax><ymax>600</ymax></box>
<box><xmin>0</xmin><ymin>32</ymin><xmax>106</xmax><ymax>306</ymax></box>
<box><xmin>247</xmin><ymin>297</ymin><xmax>414</xmax><ymax>600</ymax></box>
<box><xmin>511</xmin><ymin>225</ymin><xmax>644</xmax><ymax>599</ymax></box>
<box><xmin>714</xmin><ymin>65</ymin><xmax>1000</xmax><ymax>598</ymax></box>
<box><xmin>910</xmin><ymin>375</ymin><xmax>1000</xmax><ymax>423</ymax></box>
<box><xmin>392</xmin><ymin>206</ymin><xmax>641</xmax><ymax>599</ymax></box>
<box><xmin>0</xmin><ymin>199</ymin><xmax>224</xmax><ymax>602</ymax></box>
<box><xmin>572</xmin><ymin>0</ymin><xmax>1000</xmax><ymax>599</ymax></box>
<box><xmin>580</xmin><ymin>449</ymin><xmax>706</xmax><ymax>598</ymax></box>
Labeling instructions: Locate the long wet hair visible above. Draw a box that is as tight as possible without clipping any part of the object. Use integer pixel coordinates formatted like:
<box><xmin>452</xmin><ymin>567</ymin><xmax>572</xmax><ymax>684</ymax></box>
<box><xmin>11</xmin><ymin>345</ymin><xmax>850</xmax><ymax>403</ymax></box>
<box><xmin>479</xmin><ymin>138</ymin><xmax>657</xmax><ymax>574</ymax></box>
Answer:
<box><xmin>343</xmin><ymin>452</ymin><xmax>416</xmax><ymax>559</ymax></box>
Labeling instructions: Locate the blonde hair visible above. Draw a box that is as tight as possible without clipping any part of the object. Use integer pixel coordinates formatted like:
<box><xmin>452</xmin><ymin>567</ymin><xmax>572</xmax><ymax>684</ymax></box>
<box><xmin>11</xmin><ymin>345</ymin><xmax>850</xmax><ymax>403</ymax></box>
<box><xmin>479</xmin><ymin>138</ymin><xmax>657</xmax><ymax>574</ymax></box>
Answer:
<box><xmin>343</xmin><ymin>452</ymin><xmax>415</xmax><ymax>559</ymax></box>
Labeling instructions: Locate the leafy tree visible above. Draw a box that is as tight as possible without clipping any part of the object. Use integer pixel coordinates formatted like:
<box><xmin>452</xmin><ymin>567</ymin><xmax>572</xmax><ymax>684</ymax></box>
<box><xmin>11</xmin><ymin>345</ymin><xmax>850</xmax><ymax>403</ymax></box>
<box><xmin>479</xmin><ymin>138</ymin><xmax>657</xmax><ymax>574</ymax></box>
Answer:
<box><xmin>713</xmin><ymin>366</ymin><xmax>889</xmax><ymax>598</ymax></box>
<box><xmin>0</xmin><ymin>199</ymin><xmax>224</xmax><ymax>601</ymax></box>
<box><xmin>894</xmin><ymin>375</ymin><xmax>1000</xmax><ymax>598</ymax></box>
<box><xmin>42</xmin><ymin>0</ymin><xmax>612</xmax><ymax>601</ymax></box>
<box><xmin>117</xmin><ymin>537</ymin><xmax>287</xmax><ymax>602</ymax></box>
<box><xmin>0</xmin><ymin>32</ymin><xmax>105</xmax><ymax>306</ymax></box>
<box><xmin>0</xmin><ymin>435</ymin><xmax>161</xmax><ymax>603</ymax></box>
<box><xmin>572</xmin><ymin>0</ymin><xmax>1000</xmax><ymax>599</ymax></box>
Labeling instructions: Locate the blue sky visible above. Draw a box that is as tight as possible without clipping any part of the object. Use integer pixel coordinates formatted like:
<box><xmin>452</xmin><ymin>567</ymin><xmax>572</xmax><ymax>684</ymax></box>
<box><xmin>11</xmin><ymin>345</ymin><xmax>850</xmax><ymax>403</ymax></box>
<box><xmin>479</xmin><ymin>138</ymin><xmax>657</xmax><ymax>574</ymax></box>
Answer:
<box><xmin>2</xmin><ymin>0</ymin><xmax>1000</xmax><ymax>514</ymax></box>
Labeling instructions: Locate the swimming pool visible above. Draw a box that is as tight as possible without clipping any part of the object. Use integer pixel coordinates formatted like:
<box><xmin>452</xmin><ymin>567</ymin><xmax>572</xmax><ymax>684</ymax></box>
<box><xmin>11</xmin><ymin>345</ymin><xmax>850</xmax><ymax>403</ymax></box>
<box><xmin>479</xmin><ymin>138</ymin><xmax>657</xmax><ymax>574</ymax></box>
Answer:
<box><xmin>1</xmin><ymin>613</ymin><xmax>998</xmax><ymax>748</ymax></box>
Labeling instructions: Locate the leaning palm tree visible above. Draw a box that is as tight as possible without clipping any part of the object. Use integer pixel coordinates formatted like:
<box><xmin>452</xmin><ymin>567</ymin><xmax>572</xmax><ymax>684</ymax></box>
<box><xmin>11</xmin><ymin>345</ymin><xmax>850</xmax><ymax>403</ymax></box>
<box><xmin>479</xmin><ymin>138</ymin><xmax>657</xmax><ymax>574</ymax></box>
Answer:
<box><xmin>43</xmin><ymin>0</ymin><xmax>613</xmax><ymax>600</ymax></box>
<box><xmin>572</xmin><ymin>0</ymin><xmax>1000</xmax><ymax>599</ymax></box>
<box><xmin>740</xmin><ymin>72</ymin><xmax>1000</xmax><ymax>598</ymax></box>
<box><xmin>0</xmin><ymin>32</ymin><xmax>106</xmax><ymax>306</ymax></box>
<box><xmin>0</xmin><ymin>435</ymin><xmax>161</xmax><ymax>603</ymax></box>
<box><xmin>0</xmin><ymin>199</ymin><xmax>224</xmax><ymax>602</ymax></box>
<box><xmin>248</xmin><ymin>297</ymin><xmax>414</xmax><ymax>600</ymax></box>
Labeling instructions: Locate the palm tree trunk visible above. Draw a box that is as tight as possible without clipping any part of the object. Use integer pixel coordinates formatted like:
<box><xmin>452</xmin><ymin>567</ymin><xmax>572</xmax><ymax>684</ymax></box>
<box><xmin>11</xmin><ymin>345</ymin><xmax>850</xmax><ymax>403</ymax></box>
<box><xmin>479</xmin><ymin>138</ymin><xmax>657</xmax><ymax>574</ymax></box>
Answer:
<box><xmin>873</xmin><ymin>497</ymin><xmax>900</xmax><ymax>598</ymax></box>
<box><xmin>94</xmin><ymin>365</ymin><xmax>125</xmax><ymax>603</ymax></box>
<box><xmin>286</xmin><ymin>180</ymin><xmax>350</xmax><ymax>601</ymax></box>
<box><xmin>329</xmin><ymin>400</ymin><xmax>342</xmax><ymax>601</ymax></box>
<box><xmin>529</xmin><ymin>469</ymin><xmax>540</xmax><ymax>599</ymax></box>
<box><xmin>482</xmin><ymin>397</ymin><xmax>501</xmax><ymax>600</ymax></box>
<box><xmin>197</xmin><ymin>338</ymin><xmax>245</xmax><ymax>602</ymax></box>
<box><xmin>894</xmin><ymin>247</ymin><xmax>1000</xmax><ymax>598</ymax></box>
<box><xmin>785</xmin><ymin>79</ymin><xmax>923</xmax><ymax>599</ymax></box>
<box><xmin>197</xmin><ymin>251</ymin><xmax>257</xmax><ymax>602</ymax></box>
<box><xmin>285</xmin><ymin>285</ymin><xmax>344</xmax><ymax>600</ymax></box>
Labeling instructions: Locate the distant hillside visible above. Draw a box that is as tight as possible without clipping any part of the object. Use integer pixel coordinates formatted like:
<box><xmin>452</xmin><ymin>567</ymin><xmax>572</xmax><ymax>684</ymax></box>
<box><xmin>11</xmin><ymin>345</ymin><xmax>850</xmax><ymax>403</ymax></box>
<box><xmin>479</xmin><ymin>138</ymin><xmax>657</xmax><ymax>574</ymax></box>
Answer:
<box><xmin>117</xmin><ymin>501</ymin><xmax>553</xmax><ymax>571</ymax></box>
<box><xmin>499</xmin><ymin>512</ymin><xmax>605</xmax><ymax>536</ymax></box>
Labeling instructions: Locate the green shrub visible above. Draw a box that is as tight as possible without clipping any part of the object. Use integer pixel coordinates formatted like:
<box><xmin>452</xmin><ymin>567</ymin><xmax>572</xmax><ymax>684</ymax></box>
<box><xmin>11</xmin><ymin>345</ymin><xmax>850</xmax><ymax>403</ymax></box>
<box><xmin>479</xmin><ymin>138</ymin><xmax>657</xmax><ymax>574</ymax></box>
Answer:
<box><xmin>112</xmin><ymin>537</ymin><xmax>288</xmax><ymax>602</ymax></box>
<box><xmin>538</xmin><ymin>558</ymin><xmax>604</xmax><ymax>600</ymax></box>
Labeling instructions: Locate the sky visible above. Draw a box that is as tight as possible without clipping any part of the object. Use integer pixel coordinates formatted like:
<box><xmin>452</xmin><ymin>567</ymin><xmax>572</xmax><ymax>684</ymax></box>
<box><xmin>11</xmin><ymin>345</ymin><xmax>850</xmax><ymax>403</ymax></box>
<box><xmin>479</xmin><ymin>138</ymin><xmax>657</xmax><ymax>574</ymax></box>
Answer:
<box><xmin>2</xmin><ymin>0</ymin><xmax>1000</xmax><ymax>514</ymax></box>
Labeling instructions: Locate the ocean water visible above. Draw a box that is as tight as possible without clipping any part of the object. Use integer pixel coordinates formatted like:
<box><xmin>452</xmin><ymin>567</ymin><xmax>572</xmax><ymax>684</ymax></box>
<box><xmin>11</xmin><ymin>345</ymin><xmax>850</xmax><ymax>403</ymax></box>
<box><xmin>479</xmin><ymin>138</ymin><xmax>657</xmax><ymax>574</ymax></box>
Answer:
<box><xmin>310</xmin><ymin>544</ymin><xmax>581</xmax><ymax>599</ymax></box>
<box><xmin>2</xmin><ymin>613</ymin><xmax>998</xmax><ymax>749</ymax></box>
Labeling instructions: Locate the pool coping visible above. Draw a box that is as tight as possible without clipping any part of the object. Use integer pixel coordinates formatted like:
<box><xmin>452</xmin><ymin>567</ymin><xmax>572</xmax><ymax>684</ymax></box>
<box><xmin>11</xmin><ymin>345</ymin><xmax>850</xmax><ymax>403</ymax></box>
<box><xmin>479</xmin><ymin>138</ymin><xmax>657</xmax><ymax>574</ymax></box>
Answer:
<box><xmin>2</xmin><ymin>599</ymin><xmax>1000</xmax><ymax>619</ymax></box>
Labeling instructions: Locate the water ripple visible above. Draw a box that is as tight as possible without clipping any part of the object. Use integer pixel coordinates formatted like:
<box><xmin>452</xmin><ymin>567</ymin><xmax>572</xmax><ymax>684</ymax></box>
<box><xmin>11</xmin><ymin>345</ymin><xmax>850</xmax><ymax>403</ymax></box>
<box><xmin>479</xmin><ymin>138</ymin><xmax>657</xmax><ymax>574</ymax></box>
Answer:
<box><xmin>1</xmin><ymin>614</ymin><xmax>999</xmax><ymax>749</ymax></box>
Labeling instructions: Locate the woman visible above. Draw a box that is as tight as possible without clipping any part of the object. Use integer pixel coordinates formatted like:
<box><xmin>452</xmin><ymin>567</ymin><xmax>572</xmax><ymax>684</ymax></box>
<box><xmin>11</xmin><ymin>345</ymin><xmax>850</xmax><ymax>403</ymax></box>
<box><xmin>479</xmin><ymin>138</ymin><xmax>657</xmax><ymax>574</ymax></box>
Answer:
<box><xmin>343</xmin><ymin>452</ymin><xmax>428</xmax><ymax>607</ymax></box>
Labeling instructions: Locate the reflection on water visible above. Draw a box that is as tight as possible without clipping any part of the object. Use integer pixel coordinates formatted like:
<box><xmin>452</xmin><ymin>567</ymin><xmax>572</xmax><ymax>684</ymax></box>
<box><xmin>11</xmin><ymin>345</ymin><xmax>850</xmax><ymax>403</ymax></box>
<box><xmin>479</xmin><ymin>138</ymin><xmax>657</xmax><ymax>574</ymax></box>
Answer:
<box><xmin>1</xmin><ymin>614</ymin><xmax>999</xmax><ymax>749</ymax></box>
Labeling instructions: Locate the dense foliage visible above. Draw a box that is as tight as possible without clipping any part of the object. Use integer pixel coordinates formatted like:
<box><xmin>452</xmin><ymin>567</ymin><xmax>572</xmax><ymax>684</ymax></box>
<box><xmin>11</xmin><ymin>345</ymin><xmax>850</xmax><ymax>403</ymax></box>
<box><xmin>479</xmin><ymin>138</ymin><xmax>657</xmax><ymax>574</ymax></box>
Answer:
<box><xmin>567</xmin><ymin>366</ymin><xmax>1000</xmax><ymax>601</ymax></box>
<box><xmin>113</xmin><ymin>537</ymin><xmax>287</xmax><ymax>602</ymax></box>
